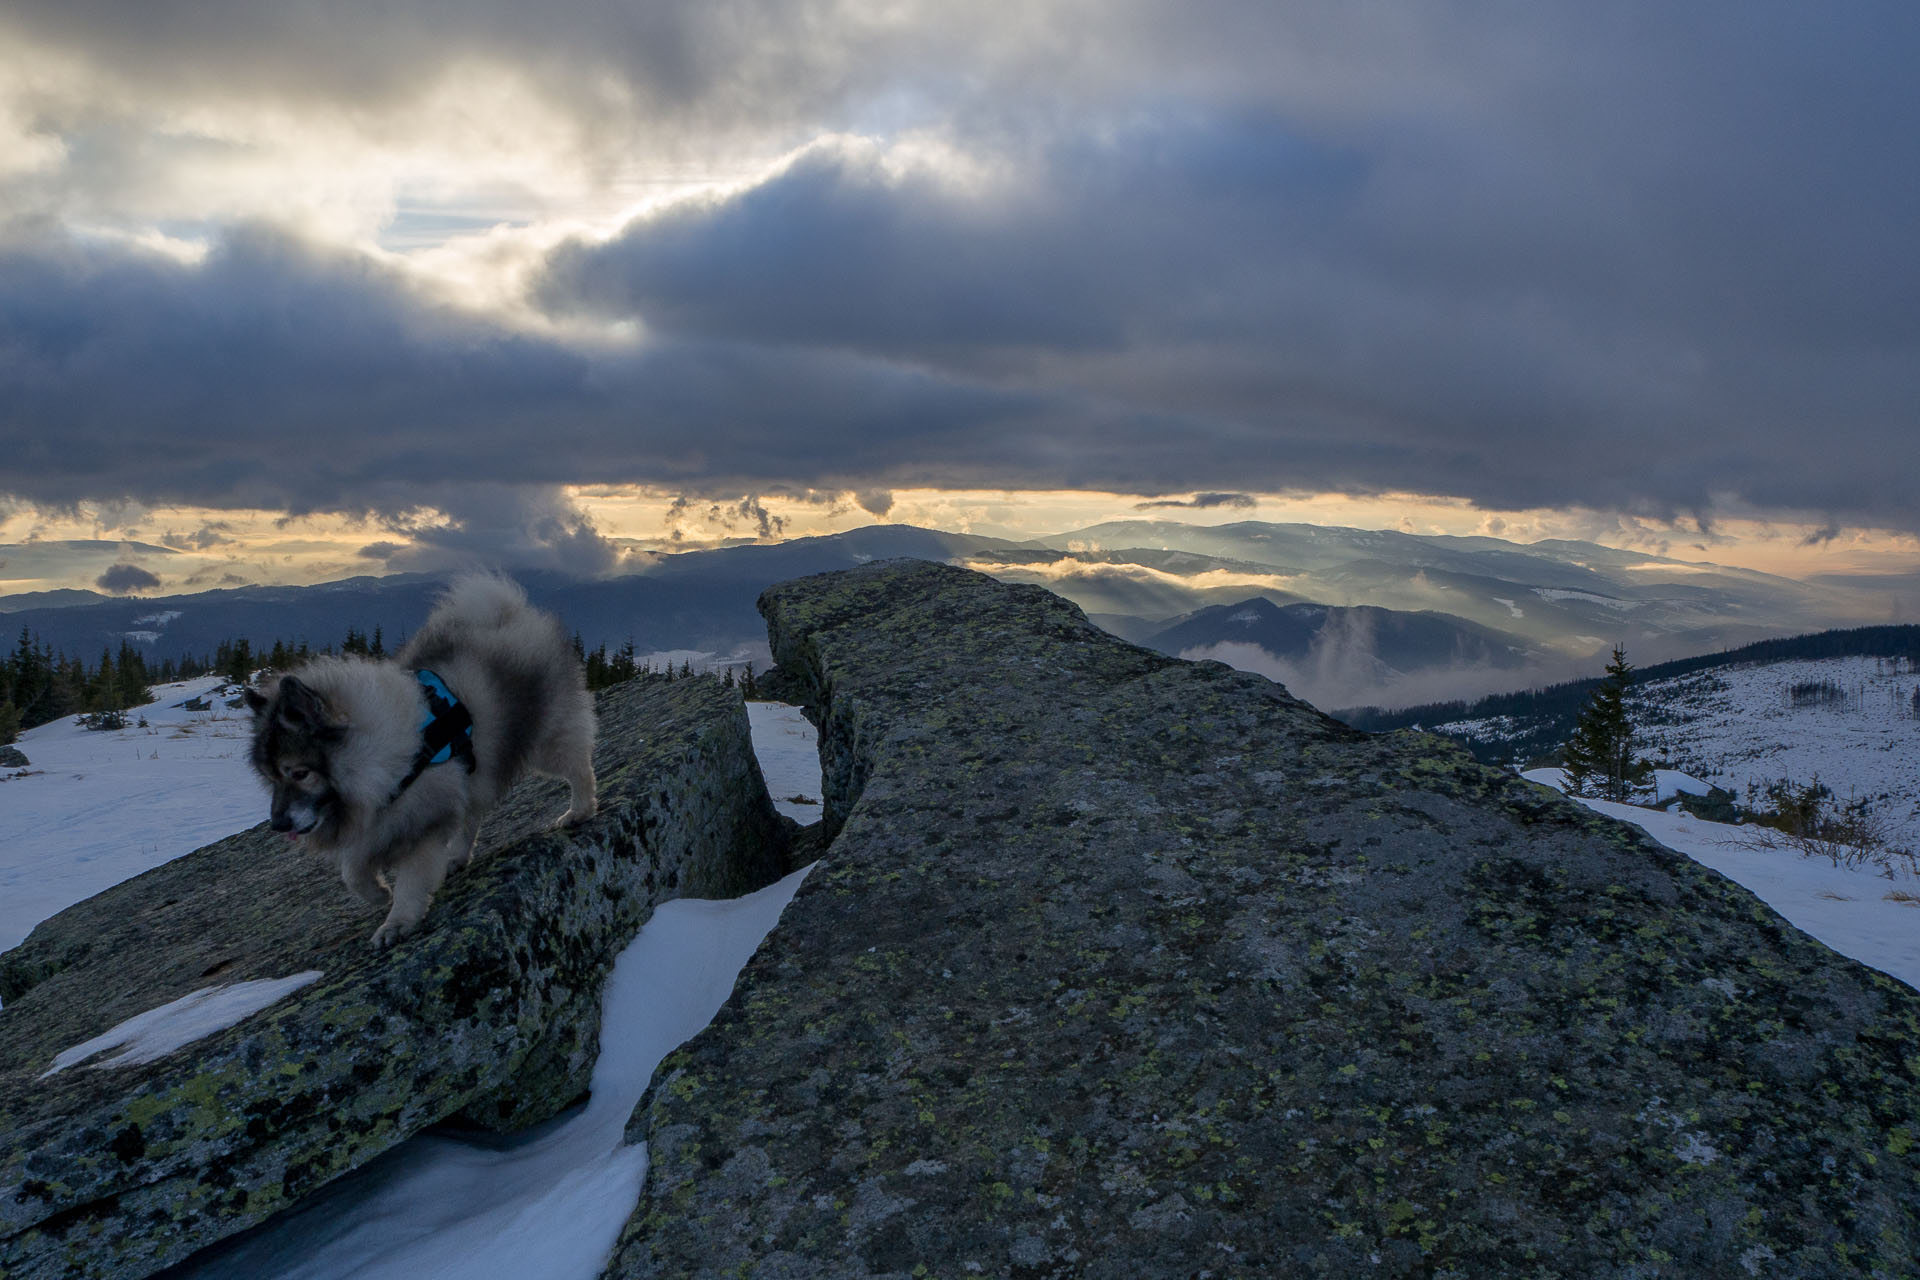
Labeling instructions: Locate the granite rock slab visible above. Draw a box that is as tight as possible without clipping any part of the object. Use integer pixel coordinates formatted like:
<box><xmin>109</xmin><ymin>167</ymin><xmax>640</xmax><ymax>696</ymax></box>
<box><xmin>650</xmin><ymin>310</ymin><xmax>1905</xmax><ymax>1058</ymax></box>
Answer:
<box><xmin>610</xmin><ymin>559</ymin><xmax>1920</xmax><ymax>1279</ymax></box>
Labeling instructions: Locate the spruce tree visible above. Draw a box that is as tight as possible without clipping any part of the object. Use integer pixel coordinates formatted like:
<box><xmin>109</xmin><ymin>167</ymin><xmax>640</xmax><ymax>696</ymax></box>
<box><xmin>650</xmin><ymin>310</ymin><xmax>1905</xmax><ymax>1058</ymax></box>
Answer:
<box><xmin>1561</xmin><ymin>645</ymin><xmax>1652</xmax><ymax>801</ymax></box>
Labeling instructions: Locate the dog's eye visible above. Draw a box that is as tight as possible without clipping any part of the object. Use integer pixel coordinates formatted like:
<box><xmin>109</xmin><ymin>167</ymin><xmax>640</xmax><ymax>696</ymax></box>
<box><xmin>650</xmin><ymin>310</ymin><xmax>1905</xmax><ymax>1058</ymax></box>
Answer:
<box><xmin>288</xmin><ymin>766</ymin><xmax>314</xmax><ymax>783</ymax></box>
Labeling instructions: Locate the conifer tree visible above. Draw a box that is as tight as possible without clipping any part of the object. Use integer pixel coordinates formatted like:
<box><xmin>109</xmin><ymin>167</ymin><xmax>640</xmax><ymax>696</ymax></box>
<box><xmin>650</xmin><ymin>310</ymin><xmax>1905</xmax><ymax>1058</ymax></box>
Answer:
<box><xmin>222</xmin><ymin>638</ymin><xmax>255</xmax><ymax>687</ymax></box>
<box><xmin>1561</xmin><ymin>645</ymin><xmax>1652</xmax><ymax>801</ymax></box>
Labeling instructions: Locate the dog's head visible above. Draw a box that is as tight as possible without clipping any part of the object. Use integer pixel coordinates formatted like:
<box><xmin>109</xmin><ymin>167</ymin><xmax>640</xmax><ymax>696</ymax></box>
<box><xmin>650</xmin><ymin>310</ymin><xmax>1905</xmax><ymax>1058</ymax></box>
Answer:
<box><xmin>245</xmin><ymin>674</ymin><xmax>347</xmax><ymax>840</ymax></box>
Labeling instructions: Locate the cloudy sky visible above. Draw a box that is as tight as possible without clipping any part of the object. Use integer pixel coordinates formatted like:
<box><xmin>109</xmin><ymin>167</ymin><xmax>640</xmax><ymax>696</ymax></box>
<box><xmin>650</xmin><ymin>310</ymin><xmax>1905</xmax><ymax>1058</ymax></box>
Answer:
<box><xmin>2</xmin><ymin>1</ymin><xmax>1917</xmax><ymax>594</ymax></box>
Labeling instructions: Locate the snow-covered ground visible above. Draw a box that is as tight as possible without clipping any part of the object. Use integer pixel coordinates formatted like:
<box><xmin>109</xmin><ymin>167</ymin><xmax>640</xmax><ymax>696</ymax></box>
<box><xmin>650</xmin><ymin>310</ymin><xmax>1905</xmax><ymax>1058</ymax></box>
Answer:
<box><xmin>746</xmin><ymin>700</ymin><xmax>824</xmax><ymax>823</ymax></box>
<box><xmin>1628</xmin><ymin>656</ymin><xmax>1920</xmax><ymax>850</ymax></box>
<box><xmin>1433</xmin><ymin>655</ymin><xmax>1920</xmax><ymax>854</ymax></box>
<box><xmin>0</xmin><ymin>676</ymin><xmax>263</xmax><ymax>955</ymax></box>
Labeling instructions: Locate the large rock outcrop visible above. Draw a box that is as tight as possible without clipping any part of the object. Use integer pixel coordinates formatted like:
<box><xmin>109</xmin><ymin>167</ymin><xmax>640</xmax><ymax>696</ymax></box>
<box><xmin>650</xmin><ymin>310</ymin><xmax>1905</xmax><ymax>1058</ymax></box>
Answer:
<box><xmin>612</xmin><ymin>560</ymin><xmax>1920</xmax><ymax>1278</ymax></box>
<box><xmin>0</xmin><ymin>674</ymin><xmax>786</xmax><ymax>1280</ymax></box>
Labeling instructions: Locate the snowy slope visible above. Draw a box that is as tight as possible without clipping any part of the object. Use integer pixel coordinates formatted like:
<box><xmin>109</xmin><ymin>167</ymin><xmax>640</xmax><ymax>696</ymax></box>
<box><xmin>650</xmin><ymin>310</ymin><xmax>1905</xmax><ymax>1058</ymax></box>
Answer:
<box><xmin>1425</xmin><ymin>654</ymin><xmax>1920</xmax><ymax>855</ymax></box>
<box><xmin>0</xmin><ymin>677</ymin><xmax>262</xmax><ymax>955</ymax></box>
<box><xmin>1626</xmin><ymin>655</ymin><xmax>1920</xmax><ymax>848</ymax></box>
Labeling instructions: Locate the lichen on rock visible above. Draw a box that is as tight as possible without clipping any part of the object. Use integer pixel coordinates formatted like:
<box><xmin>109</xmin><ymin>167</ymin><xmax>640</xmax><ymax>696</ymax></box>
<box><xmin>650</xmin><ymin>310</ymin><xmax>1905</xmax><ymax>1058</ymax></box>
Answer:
<box><xmin>610</xmin><ymin>559</ymin><xmax>1920</xmax><ymax>1279</ymax></box>
<box><xmin>0</xmin><ymin>674</ymin><xmax>786</xmax><ymax>1280</ymax></box>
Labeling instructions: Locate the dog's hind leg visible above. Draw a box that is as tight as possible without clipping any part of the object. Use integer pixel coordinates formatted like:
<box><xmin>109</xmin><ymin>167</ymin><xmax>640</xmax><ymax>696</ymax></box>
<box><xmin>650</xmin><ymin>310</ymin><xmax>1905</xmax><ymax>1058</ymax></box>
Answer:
<box><xmin>535</xmin><ymin>728</ymin><xmax>597</xmax><ymax>828</ymax></box>
<box><xmin>556</xmin><ymin>757</ymin><xmax>597</xmax><ymax>828</ymax></box>
<box><xmin>371</xmin><ymin>849</ymin><xmax>448</xmax><ymax>950</ymax></box>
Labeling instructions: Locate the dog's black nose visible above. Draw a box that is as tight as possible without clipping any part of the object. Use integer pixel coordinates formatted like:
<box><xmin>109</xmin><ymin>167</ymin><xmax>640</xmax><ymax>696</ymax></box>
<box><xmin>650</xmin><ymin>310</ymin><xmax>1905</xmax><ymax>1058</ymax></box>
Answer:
<box><xmin>269</xmin><ymin>813</ymin><xmax>293</xmax><ymax>832</ymax></box>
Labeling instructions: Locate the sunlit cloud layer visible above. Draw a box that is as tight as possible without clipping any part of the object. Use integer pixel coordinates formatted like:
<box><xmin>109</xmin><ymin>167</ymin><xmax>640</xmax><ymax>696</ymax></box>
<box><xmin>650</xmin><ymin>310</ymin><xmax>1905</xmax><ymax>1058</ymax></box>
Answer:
<box><xmin>7</xmin><ymin>488</ymin><xmax>1918</xmax><ymax>598</ymax></box>
<box><xmin>2</xmin><ymin>0</ymin><xmax>1916</xmax><ymax>583</ymax></box>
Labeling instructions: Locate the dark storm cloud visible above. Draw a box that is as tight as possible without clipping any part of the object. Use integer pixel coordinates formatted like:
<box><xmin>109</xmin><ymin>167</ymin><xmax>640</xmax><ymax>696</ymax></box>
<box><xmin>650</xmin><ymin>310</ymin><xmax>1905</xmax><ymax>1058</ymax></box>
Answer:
<box><xmin>0</xmin><ymin>223</ymin><xmax>1088</xmax><ymax>510</ymax></box>
<box><xmin>3</xmin><ymin>2</ymin><xmax>1919</xmax><ymax>532</ymax></box>
<box><xmin>160</xmin><ymin>523</ymin><xmax>235</xmax><ymax>551</ymax></box>
<box><xmin>1136</xmin><ymin>494</ymin><xmax>1257</xmax><ymax>512</ymax></box>
<box><xmin>95</xmin><ymin>563</ymin><xmax>161</xmax><ymax>594</ymax></box>
<box><xmin>534</xmin><ymin>60</ymin><xmax>1920</xmax><ymax>526</ymax></box>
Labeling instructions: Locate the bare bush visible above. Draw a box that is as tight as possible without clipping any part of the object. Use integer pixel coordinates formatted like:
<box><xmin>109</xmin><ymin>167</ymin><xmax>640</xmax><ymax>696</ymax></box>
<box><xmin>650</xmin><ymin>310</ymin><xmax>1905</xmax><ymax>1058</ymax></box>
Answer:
<box><xmin>1737</xmin><ymin>776</ymin><xmax>1918</xmax><ymax>876</ymax></box>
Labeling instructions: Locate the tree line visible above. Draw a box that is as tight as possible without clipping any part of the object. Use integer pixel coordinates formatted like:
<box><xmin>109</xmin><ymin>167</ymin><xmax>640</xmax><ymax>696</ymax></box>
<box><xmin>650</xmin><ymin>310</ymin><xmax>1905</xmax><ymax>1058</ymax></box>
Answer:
<box><xmin>2</xmin><ymin>622</ymin><xmax>755</xmax><ymax>744</ymax></box>
<box><xmin>572</xmin><ymin>636</ymin><xmax>760</xmax><ymax>696</ymax></box>
<box><xmin>1</xmin><ymin>630</ymin><xmax>188</xmax><ymax>743</ymax></box>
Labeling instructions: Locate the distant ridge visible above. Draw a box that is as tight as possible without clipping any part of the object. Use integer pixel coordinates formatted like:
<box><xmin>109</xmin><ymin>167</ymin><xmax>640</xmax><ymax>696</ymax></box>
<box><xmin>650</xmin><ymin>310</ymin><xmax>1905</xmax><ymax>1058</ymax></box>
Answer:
<box><xmin>1339</xmin><ymin>623</ymin><xmax>1920</xmax><ymax>747</ymax></box>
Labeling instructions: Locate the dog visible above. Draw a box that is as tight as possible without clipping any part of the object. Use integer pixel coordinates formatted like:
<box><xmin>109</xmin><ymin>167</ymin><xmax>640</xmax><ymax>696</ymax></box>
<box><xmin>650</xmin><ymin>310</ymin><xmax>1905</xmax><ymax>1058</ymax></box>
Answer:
<box><xmin>245</xmin><ymin>574</ymin><xmax>597</xmax><ymax>948</ymax></box>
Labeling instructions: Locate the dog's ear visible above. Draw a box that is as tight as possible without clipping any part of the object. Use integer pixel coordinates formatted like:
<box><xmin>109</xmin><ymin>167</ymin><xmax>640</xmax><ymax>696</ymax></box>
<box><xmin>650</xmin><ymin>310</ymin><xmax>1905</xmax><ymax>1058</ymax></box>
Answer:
<box><xmin>243</xmin><ymin>685</ymin><xmax>271</xmax><ymax>716</ymax></box>
<box><xmin>275</xmin><ymin>676</ymin><xmax>341</xmax><ymax>739</ymax></box>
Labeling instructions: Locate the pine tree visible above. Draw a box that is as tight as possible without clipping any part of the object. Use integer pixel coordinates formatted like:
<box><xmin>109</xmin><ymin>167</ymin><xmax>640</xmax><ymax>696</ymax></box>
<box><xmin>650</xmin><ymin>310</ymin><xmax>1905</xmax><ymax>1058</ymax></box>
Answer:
<box><xmin>222</xmin><ymin>638</ymin><xmax>255</xmax><ymax>687</ymax></box>
<box><xmin>1561</xmin><ymin>645</ymin><xmax>1652</xmax><ymax>802</ymax></box>
<box><xmin>90</xmin><ymin>647</ymin><xmax>120</xmax><ymax>712</ymax></box>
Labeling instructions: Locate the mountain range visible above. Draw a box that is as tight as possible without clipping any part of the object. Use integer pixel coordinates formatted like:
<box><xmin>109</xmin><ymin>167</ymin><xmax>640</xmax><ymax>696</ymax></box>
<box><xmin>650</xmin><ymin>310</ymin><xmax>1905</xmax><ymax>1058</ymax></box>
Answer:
<box><xmin>0</xmin><ymin>520</ymin><xmax>1889</xmax><ymax>710</ymax></box>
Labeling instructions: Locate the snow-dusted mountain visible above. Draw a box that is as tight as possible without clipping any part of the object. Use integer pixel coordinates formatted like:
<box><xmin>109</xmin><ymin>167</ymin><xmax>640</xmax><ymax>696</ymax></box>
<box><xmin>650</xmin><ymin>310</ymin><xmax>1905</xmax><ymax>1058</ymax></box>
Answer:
<box><xmin>980</xmin><ymin>519</ymin><xmax>1879</xmax><ymax>666</ymax></box>
<box><xmin>6</xmin><ymin>521</ymin><xmax>1886</xmax><ymax>687</ymax></box>
<box><xmin>0</xmin><ymin>527</ymin><xmax>1022</xmax><ymax>669</ymax></box>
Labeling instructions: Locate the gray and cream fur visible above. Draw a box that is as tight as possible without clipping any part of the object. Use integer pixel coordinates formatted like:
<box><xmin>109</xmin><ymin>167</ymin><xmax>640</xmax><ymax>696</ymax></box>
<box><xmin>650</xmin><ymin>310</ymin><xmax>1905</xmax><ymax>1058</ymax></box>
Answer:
<box><xmin>245</xmin><ymin>574</ymin><xmax>597</xmax><ymax>948</ymax></box>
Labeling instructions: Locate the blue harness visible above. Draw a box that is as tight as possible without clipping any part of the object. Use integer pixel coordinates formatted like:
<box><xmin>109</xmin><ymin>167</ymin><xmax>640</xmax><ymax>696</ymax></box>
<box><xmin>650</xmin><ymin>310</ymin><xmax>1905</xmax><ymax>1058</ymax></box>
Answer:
<box><xmin>391</xmin><ymin>669</ymin><xmax>475</xmax><ymax>799</ymax></box>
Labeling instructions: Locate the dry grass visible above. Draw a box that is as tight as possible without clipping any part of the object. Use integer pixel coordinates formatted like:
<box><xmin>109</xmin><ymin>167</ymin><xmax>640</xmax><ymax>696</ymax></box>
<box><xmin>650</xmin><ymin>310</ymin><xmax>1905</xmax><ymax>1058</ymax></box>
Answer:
<box><xmin>1817</xmin><ymin>891</ymin><xmax>1855</xmax><ymax>901</ymax></box>
<box><xmin>1884</xmin><ymin>889</ymin><xmax>1920</xmax><ymax>906</ymax></box>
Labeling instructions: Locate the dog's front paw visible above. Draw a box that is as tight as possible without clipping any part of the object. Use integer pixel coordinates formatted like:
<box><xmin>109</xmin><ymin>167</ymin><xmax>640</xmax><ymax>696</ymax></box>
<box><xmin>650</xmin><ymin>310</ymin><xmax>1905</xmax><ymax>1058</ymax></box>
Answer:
<box><xmin>554</xmin><ymin>800</ymin><xmax>597</xmax><ymax>829</ymax></box>
<box><xmin>369</xmin><ymin>919</ymin><xmax>417</xmax><ymax>950</ymax></box>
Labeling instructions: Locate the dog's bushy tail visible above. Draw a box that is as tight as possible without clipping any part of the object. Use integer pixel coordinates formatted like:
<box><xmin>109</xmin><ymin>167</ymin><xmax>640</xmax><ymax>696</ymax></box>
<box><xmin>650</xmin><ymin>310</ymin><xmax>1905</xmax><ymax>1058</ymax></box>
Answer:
<box><xmin>433</xmin><ymin>572</ymin><xmax>529</xmax><ymax>630</ymax></box>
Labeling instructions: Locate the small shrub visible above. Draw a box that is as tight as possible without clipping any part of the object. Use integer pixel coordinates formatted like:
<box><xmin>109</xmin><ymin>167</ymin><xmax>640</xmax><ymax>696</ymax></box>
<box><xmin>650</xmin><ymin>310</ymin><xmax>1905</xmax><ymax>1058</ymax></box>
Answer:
<box><xmin>1676</xmin><ymin>786</ymin><xmax>1739</xmax><ymax>824</ymax></box>
<box><xmin>1740</xmin><ymin>775</ymin><xmax>1917</xmax><ymax>875</ymax></box>
<box><xmin>79</xmin><ymin>709</ymin><xmax>128</xmax><ymax>732</ymax></box>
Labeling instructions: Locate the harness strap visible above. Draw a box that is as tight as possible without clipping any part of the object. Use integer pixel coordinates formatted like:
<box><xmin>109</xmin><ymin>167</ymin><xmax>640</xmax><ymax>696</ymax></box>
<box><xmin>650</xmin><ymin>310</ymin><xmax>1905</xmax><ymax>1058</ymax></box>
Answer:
<box><xmin>389</xmin><ymin>668</ymin><xmax>475</xmax><ymax>801</ymax></box>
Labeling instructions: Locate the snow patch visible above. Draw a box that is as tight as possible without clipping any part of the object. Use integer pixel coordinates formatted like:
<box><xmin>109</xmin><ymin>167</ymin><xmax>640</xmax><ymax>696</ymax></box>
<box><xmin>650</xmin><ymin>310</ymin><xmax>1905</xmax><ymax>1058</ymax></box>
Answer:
<box><xmin>42</xmin><ymin>972</ymin><xmax>323</xmax><ymax>1076</ymax></box>
<box><xmin>746</xmin><ymin>702</ymin><xmax>823</xmax><ymax>824</ymax></box>
<box><xmin>1533</xmin><ymin>588</ymin><xmax>1640</xmax><ymax>610</ymax></box>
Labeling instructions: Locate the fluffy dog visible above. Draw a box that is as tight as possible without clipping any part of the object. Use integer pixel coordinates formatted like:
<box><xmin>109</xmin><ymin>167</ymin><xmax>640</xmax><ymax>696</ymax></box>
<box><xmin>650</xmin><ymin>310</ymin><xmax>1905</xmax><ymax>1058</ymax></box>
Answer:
<box><xmin>245</xmin><ymin>574</ymin><xmax>597</xmax><ymax>948</ymax></box>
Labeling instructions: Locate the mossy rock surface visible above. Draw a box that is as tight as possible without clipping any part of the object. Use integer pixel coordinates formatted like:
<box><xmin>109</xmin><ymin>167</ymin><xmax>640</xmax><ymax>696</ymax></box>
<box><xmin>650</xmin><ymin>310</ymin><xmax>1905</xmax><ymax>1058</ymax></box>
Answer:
<box><xmin>611</xmin><ymin>559</ymin><xmax>1920</xmax><ymax>1280</ymax></box>
<box><xmin>0</xmin><ymin>674</ymin><xmax>785</xmax><ymax>1280</ymax></box>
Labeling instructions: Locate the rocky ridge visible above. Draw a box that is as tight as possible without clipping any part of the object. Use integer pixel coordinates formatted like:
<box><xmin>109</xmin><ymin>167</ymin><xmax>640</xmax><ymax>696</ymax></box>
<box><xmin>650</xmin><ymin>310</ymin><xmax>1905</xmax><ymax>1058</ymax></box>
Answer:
<box><xmin>611</xmin><ymin>559</ymin><xmax>1920</xmax><ymax>1278</ymax></box>
<box><xmin>0</xmin><ymin>674</ymin><xmax>786</xmax><ymax>1280</ymax></box>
